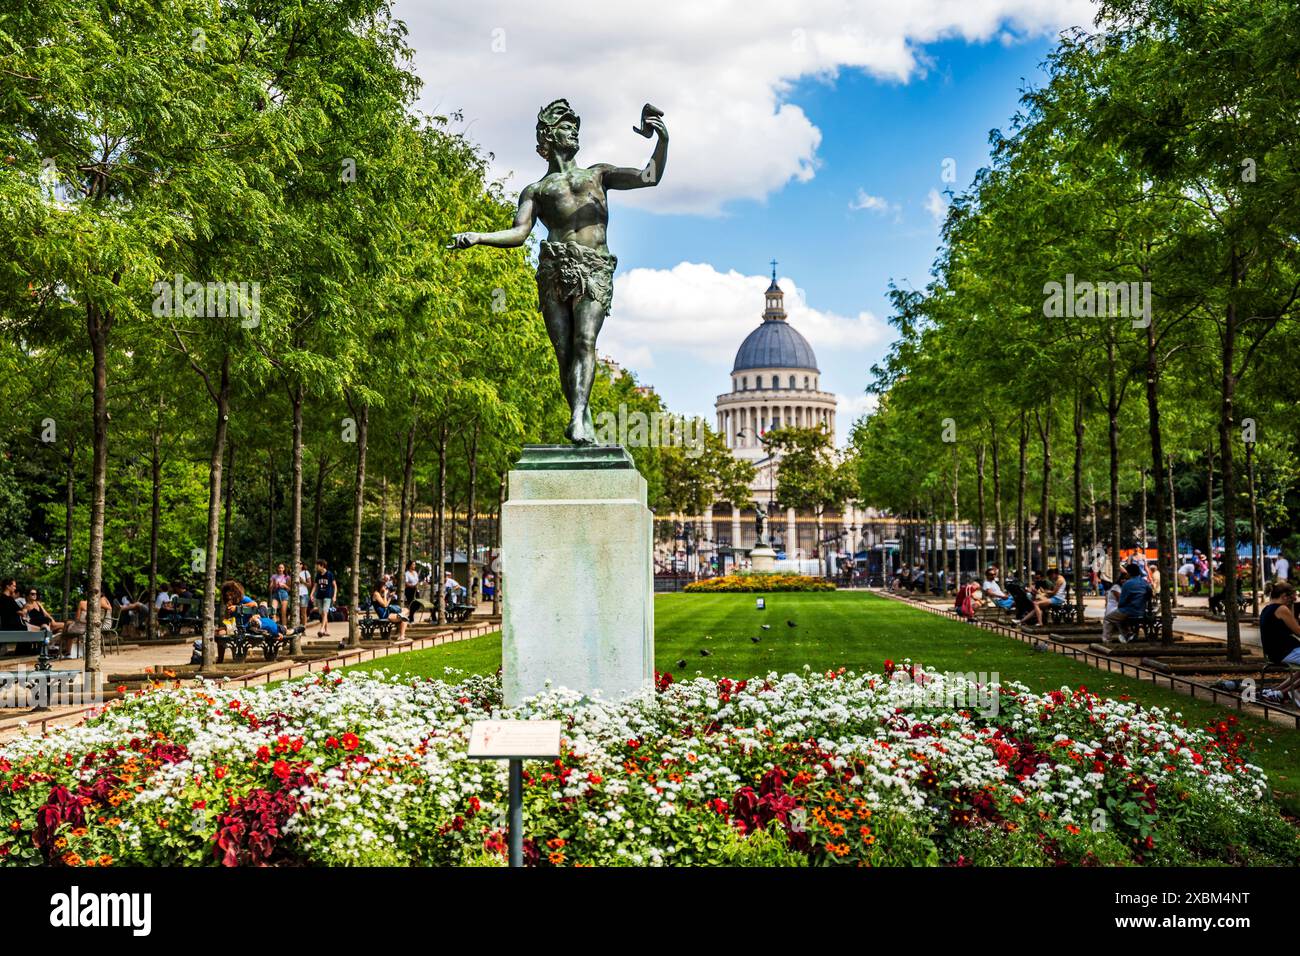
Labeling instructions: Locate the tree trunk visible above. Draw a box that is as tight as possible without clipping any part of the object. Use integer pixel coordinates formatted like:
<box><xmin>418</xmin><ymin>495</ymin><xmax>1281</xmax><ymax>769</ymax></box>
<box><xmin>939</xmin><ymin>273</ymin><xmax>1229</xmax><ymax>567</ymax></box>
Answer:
<box><xmin>1143</xmin><ymin>297</ymin><xmax>1175</xmax><ymax>642</ymax></box>
<box><xmin>951</xmin><ymin>444</ymin><xmax>961</xmax><ymax>587</ymax></box>
<box><xmin>378</xmin><ymin>475</ymin><xmax>388</xmax><ymax>581</ymax></box>
<box><xmin>976</xmin><ymin>442</ymin><xmax>987</xmax><ymax>580</ymax></box>
<box><xmin>219</xmin><ymin>439</ymin><xmax>235</xmax><ymax>583</ymax></box>
<box><xmin>347</xmin><ymin>401</ymin><xmax>369</xmax><ymax>648</ymax></box>
<box><xmin>84</xmin><ymin>302</ymin><xmax>112</xmax><ymax>676</ymax></box>
<box><xmin>1247</xmin><ymin>442</ymin><xmax>1260</xmax><ymax>618</ymax></box>
<box><xmin>494</xmin><ymin>471</ymin><xmax>505</xmax><ymax>616</ymax></box>
<box><xmin>1220</xmin><ymin>291</ymin><xmax>1241</xmax><ymax>662</ymax></box>
<box><xmin>435</xmin><ymin>422</ymin><xmax>448</xmax><ymax>623</ymax></box>
<box><xmin>467</xmin><ymin>423</ymin><xmax>479</xmax><ymax>603</ymax></box>
<box><xmin>1036</xmin><ymin>408</ymin><xmax>1052</xmax><ymax>575</ymax></box>
<box><xmin>200</xmin><ymin>354</ymin><xmax>231</xmax><ymax>670</ymax></box>
<box><xmin>266</xmin><ymin>449</ymin><xmax>277</xmax><ymax>584</ymax></box>
<box><xmin>311</xmin><ymin>454</ymin><xmax>328</xmax><ymax>575</ymax></box>
<box><xmin>1107</xmin><ymin>335</ymin><xmax>1122</xmax><ymax>582</ymax></box>
<box><xmin>61</xmin><ymin>433</ymin><xmax>77</xmax><ymax>627</ymax></box>
<box><xmin>1016</xmin><ymin>412</ymin><xmax>1028</xmax><ymax>581</ymax></box>
<box><xmin>1167</xmin><ymin>453</ymin><xmax>1179</xmax><ymax>607</ymax></box>
<box><xmin>148</xmin><ymin>423</ymin><xmax>161</xmax><ymax>641</ymax></box>
<box><xmin>990</xmin><ymin>421</ymin><xmax>1005</xmax><ymax>585</ymax></box>
<box><xmin>1206</xmin><ymin>444</ymin><xmax>1215</xmax><ymax>601</ymax></box>
<box><xmin>398</xmin><ymin>421</ymin><xmax>416</xmax><ymax>575</ymax></box>
<box><xmin>290</xmin><ymin>384</ymin><xmax>304</xmax><ymax>655</ymax></box>
<box><xmin>1072</xmin><ymin>387</ymin><xmax>1085</xmax><ymax>622</ymax></box>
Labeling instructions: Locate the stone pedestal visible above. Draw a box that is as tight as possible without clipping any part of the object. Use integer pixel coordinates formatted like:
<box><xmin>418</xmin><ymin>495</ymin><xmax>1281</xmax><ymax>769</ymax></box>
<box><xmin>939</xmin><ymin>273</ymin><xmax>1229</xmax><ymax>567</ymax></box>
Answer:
<box><xmin>750</xmin><ymin>546</ymin><xmax>777</xmax><ymax>572</ymax></box>
<box><xmin>502</xmin><ymin>445</ymin><xmax>653</xmax><ymax>706</ymax></box>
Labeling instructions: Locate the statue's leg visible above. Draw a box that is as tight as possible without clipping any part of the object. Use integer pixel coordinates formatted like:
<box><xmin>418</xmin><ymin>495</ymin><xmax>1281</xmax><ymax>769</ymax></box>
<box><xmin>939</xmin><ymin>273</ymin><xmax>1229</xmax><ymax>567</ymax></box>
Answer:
<box><xmin>539</xmin><ymin>290</ymin><xmax>578</xmax><ymax>437</ymax></box>
<box><xmin>568</xmin><ymin>295</ymin><xmax>607</xmax><ymax>443</ymax></box>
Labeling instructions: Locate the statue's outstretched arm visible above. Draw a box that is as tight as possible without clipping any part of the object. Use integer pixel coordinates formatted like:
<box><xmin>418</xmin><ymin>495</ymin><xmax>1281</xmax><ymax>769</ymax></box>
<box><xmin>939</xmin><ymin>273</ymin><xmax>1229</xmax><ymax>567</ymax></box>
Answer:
<box><xmin>603</xmin><ymin>116</ymin><xmax>668</xmax><ymax>190</ymax></box>
<box><xmin>449</xmin><ymin>188</ymin><xmax>538</xmax><ymax>249</ymax></box>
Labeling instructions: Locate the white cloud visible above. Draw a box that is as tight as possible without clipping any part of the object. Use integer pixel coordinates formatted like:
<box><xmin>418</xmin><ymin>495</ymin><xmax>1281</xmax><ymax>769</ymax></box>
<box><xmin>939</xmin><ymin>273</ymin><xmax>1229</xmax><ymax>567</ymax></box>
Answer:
<box><xmin>600</xmin><ymin>262</ymin><xmax>892</xmax><ymax>372</ymax></box>
<box><xmin>395</xmin><ymin>0</ymin><xmax>1096</xmax><ymax>215</ymax></box>
<box><xmin>924</xmin><ymin>187</ymin><xmax>949</xmax><ymax>223</ymax></box>
<box><xmin>835</xmin><ymin>391</ymin><xmax>880</xmax><ymax>445</ymax></box>
<box><xmin>849</xmin><ymin>189</ymin><xmax>895</xmax><ymax>215</ymax></box>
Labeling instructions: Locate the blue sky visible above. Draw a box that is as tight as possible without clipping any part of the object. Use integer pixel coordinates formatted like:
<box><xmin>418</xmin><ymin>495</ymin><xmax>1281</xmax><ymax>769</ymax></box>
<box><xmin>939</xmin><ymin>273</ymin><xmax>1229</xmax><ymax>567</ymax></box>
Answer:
<box><xmin>396</xmin><ymin>1</ymin><xmax>1096</xmax><ymax>439</ymax></box>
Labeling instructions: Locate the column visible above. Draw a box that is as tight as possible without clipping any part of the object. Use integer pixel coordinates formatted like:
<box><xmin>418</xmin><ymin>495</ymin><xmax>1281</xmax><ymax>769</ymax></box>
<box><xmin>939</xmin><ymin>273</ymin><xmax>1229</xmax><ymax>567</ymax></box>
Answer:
<box><xmin>731</xmin><ymin>503</ymin><xmax>742</xmax><ymax>555</ymax></box>
<box><xmin>786</xmin><ymin>507</ymin><xmax>798</xmax><ymax>558</ymax></box>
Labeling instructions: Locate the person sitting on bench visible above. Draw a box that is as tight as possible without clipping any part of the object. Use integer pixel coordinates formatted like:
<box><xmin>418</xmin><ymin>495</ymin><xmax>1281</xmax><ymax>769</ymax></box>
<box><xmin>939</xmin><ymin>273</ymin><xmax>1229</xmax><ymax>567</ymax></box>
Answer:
<box><xmin>21</xmin><ymin>588</ymin><xmax>63</xmax><ymax>639</ymax></box>
<box><xmin>980</xmin><ymin>568</ymin><xmax>1014</xmax><ymax>611</ymax></box>
<box><xmin>1102</xmin><ymin>563</ymin><xmax>1149</xmax><ymax>644</ymax></box>
<box><xmin>246</xmin><ymin>603</ymin><xmax>284</xmax><ymax>644</ymax></box>
<box><xmin>1260</xmin><ymin>581</ymin><xmax>1300</xmax><ymax>708</ymax></box>
<box><xmin>1020</xmin><ymin>567</ymin><xmax>1067</xmax><ymax>628</ymax></box>
<box><xmin>369</xmin><ymin>583</ymin><xmax>408</xmax><ymax>640</ymax></box>
<box><xmin>214</xmin><ymin>581</ymin><xmax>256</xmax><ymax>663</ymax></box>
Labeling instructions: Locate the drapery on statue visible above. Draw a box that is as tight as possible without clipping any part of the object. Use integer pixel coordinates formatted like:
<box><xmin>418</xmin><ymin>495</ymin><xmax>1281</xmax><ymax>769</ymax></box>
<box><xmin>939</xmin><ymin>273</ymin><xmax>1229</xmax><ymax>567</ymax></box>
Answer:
<box><xmin>450</xmin><ymin>99</ymin><xmax>669</xmax><ymax>445</ymax></box>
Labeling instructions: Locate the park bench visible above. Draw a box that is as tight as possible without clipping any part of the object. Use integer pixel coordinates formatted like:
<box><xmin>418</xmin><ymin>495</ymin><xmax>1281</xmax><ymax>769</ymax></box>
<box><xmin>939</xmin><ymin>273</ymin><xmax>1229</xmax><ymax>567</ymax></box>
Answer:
<box><xmin>1120</xmin><ymin>595</ymin><xmax>1163</xmax><ymax>643</ymax></box>
<box><xmin>1047</xmin><ymin>582</ymin><xmax>1079</xmax><ymax>625</ymax></box>
<box><xmin>161</xmin><ymin>597</ymin><xmax>203</xmax><ymax>636</ymax></box>
<box><xmin>0</xmin><ymin>628</ymin><xmax>53</xmax><ymax>670</ymax></box>
<box><xmin>0</xmin><ymin>628</ymin><xmax>79</xmax><ymax>709</ymax></box>
<box><xmin>215</xmin><ymin>613</ymin><xmax>303</xmax><ymax>663</ymax></box>
<box><xmin>358</xmin><ymin>603</ymin><xmax>398</xmax><ymax>640</ymax></box>
<box><xmin>427</xmin><ymin>593</ymin><xmax>474</xmax><ymax>624</ymax></box>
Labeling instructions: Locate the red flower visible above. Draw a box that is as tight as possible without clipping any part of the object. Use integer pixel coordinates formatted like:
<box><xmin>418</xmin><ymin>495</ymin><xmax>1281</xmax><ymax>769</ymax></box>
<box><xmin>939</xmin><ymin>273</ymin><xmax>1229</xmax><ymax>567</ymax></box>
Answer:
<box><xmin>340</xmin><ymin>733</ymin><xmax>360</xmax><ymax>752</ymax></box>
<box><xmin>325</xmin><ymin>736</ymin><xmax>339</xmax><ymax>749</ymax></box>
<box><xmin>255</xmin><ymin>746</ymin><xmax>271</xmax><ymax>763</ymax></box>
<box><xmin>587</xmin><ymin>773</ymin><xmax>602</xmax><ymax>786</ymax></box>
<box><xmin>192</xmin><ymin>799</ymin><xmax>207</xmax><ymax>810</ymax></box>
<box><xmin>272</xmin><ymin>760</ymin><xmax>291</xmax><ymax>782</ymax></box>
<box><xmin>214</xmin><ymin>765</ymin><xmax>228</xmax><ymax>780</ymax></box>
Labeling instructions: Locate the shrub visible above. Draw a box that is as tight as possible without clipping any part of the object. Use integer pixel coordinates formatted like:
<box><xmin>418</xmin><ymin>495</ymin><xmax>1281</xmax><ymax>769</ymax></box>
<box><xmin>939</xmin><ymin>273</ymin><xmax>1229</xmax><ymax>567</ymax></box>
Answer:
<box><xmin>685</xmin><ymin>573</ymin><xmax>835</xmax><ymax>593</ymax></box>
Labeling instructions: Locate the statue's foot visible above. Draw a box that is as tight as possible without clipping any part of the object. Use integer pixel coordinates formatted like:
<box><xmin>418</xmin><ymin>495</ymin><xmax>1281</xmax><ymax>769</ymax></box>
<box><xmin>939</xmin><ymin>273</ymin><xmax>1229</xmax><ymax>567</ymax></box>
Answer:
<box><xmin>568</xmin><ymin>411</ymin><xmax>596</xmax><ymax>445</ymax></box>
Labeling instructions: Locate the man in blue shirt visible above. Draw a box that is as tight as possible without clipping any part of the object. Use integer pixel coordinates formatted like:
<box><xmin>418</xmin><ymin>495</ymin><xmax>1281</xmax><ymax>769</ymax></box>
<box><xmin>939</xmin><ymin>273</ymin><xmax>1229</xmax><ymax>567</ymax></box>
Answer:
<box><xmin>1103</xmin><ymin>562</ymin><xmax>1151</xmax><ymax>644</ymax></box>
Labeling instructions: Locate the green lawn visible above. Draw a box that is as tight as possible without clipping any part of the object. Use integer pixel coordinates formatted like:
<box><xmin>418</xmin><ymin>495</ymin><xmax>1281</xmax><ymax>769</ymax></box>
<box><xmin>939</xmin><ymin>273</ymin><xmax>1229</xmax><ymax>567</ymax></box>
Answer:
<box><xmin>347</xmin><ymin>590</ymin><xmax>1300</xmax><ymax>812</ymax></box>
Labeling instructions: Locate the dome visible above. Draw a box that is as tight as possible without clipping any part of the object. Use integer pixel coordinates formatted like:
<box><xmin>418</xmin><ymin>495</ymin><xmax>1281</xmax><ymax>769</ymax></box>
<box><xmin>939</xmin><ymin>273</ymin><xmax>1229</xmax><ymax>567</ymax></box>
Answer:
<box><xmin>732</xmin><ymin>319</ymin><xmax>819</xmax><ymax>373</ymax></box>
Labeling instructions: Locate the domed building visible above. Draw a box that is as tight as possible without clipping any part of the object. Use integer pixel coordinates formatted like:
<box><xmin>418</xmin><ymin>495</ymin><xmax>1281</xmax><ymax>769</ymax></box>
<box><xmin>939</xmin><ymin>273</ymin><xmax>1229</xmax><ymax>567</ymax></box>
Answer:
<box><xmin>661</xmin><ymin>266</ymin><xmax>869</xmax><ymax>578</ymax></box>
<box><xmin>716</xmin><ymin>270</ymin><xmax>838</xmax><ymax>463</ymax></box>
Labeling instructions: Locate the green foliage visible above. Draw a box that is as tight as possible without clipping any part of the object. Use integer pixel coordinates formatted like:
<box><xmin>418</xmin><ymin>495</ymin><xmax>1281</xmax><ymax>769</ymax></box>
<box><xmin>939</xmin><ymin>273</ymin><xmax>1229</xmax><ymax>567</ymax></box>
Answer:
<box><xmin>714</xmin><ymin>820</ymin><xmax>808</xmax><ymax>867</ymax></box>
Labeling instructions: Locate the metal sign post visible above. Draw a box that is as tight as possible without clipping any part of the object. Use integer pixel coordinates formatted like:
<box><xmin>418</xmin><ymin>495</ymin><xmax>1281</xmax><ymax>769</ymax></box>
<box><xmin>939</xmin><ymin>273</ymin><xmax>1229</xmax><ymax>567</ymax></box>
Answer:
<box><xmin>468</xmin><ymin>719</ymin><xmax>562</xmax><ymax>868</ymax></box>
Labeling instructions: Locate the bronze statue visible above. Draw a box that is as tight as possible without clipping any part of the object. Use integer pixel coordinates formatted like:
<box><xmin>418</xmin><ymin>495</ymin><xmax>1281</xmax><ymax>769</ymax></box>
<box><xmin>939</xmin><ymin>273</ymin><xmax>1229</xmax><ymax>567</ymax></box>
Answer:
<box><xmin>450</xmin><ymin>99</ymin><xmax>668</xmax><ymax>444</ymax></box>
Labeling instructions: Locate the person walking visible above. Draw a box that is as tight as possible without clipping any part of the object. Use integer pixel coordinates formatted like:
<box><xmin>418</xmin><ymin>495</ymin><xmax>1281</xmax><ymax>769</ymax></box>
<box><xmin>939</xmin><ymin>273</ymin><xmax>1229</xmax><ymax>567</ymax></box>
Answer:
<box><xmin>1275</xmin><ymin>553</ymin><xmax>1291</xmax><ymax>584</ymax></box>
<box><xmin>314</xmin><ymin>559</ymin><xmax>338</xmax><ymax>644</ymax></box>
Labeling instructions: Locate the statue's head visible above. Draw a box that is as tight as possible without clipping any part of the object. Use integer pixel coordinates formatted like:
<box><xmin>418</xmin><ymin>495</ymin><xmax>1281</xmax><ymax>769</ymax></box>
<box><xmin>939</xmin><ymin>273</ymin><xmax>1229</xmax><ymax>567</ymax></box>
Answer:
<box><xmin>536</xmin><ymin>98</ymin><xmax>580</xmax><ymax>160</ymax></box>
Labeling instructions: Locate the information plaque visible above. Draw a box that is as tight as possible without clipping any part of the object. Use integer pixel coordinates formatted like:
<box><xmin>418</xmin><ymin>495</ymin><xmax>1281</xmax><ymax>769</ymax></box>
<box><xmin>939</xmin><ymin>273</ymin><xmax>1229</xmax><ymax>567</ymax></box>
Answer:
<box><xmin>468</xmin><ymin>720</ymin><xmax>562</xmax><ymax>760</ymax></box>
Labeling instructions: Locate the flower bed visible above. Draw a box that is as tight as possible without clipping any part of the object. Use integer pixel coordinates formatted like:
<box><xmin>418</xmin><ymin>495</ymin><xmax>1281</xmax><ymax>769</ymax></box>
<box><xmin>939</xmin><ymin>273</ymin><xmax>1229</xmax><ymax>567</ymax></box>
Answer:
<box><xmin>685</xmin><ymin>573</ymin><xmax>835</xmax><ymax>593</ymax></box>
<box><xmin>0</xmin><ymin>664</ymin><xmax>1294</xmax><ymax>867</ymax></box>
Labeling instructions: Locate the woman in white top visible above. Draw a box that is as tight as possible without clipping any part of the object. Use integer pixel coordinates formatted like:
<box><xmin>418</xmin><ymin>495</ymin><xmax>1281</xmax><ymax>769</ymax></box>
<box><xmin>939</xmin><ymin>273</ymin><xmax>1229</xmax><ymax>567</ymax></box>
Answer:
<box><xmin>403</xmin><ymin>562</ymin><xmax>420</xmax><ymax>609</ymax></box>
<box><xmin>296</xmin><ymin>562</ymin><xmax>312</xmax><ymax>627</ymax></box>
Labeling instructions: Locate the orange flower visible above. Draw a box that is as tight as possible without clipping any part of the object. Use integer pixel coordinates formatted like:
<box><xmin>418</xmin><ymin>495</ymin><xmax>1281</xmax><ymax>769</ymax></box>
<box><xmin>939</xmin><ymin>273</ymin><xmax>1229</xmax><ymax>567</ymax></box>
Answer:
<box><xmin>827</xmin><ymin>822</ymin><xmax>845</xmax><ymax>838</ymax></box>
<box><xmin>98</xmin><ymin>854</ymin><xmax>113</xmax><ymax>866</ymax></box>
<box><xmin>546</xmin><ymin>837</ymin><xmax>566</xmax><ymax>850</ymax></box>
<box><xmin>53</xmin><ymin>837</ymin><xmax>68</xmax><ymax>851</ymax></box>
<box><xmin>61</xmin><ymin>852</ymin><xmax>81</xmax><ymax>866</ymax></box>
<box><xmin>547</xmin><ymin>851</ymin><xmax>565</xmax><ymax>866</ymax></box>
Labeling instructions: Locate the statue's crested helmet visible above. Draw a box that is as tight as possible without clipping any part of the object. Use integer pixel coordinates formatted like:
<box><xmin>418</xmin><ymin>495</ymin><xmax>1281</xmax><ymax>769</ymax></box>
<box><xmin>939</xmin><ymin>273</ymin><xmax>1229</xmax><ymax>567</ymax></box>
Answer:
<box><xmin>536</xmin><ymin>98</ymin><xmax>579</xmax><ymax>158</ymax></box>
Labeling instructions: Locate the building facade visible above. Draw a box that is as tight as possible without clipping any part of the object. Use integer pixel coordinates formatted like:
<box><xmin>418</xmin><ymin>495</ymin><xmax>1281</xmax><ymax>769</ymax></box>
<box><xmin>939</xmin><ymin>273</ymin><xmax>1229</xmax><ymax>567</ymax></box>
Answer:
<box><xmin>659</xmin><ymin>269</ymin><xmax>874</xmax><ymax>576</ymax></box>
